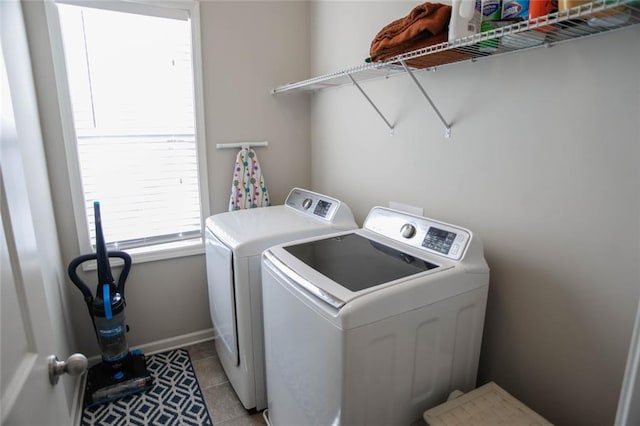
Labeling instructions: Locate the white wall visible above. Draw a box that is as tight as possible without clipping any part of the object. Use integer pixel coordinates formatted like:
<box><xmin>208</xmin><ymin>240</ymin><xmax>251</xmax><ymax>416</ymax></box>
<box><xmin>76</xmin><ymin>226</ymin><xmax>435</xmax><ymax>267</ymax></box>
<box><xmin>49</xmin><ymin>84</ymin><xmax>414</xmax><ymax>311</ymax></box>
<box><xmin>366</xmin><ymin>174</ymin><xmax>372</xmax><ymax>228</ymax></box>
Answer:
<box><xmin>23</xmin><ymin>1</ymin><xmax>310</xmax><ymax>357</ymax></box>
<box><xmin>309</xmin><ymin>2</ymin><xmax>640</xmax><ymax>425</ymax></box>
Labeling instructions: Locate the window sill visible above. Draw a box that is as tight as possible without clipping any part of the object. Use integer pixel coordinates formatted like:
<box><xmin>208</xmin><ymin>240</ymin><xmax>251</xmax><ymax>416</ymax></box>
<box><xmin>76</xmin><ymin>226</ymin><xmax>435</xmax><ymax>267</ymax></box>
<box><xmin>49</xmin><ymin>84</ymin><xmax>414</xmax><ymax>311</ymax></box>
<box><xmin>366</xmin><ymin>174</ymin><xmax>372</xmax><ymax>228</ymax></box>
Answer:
<box><xmin>80</xmin><ymin>238</ymin><xmax>204</xmax><ymax>271</ymax></box>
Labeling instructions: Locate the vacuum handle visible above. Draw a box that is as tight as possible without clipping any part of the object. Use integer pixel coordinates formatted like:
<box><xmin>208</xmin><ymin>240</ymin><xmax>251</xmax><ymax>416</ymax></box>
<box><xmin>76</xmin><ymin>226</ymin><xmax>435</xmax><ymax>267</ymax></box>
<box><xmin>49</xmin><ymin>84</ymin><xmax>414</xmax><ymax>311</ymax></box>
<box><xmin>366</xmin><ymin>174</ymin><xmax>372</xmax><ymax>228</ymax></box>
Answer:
<box><xmin>110</xmin><ymin>251</ymin><xmax>132</xmax><ymax>297</ymax></box>
<box><xmin>68</xmin><ymin>253</ymin><xmax>99</xmax><ymax>301</ymax></box>
<box><xmin>68</xmin><ymin>253</ymin><xmax>101</xmax><ymax>339</ymax></box>
<box><xmin>67</xmin><ymin>251</ymin><xmax>132</xmax><ymax>298</ymax></box>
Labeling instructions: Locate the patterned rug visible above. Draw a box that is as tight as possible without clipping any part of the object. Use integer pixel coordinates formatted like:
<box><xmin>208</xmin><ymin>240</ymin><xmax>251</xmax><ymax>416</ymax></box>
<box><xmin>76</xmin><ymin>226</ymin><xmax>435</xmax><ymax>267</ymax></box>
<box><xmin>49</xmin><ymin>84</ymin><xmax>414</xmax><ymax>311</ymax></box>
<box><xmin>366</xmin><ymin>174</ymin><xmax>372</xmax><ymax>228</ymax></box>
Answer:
<box><xmin>81</xmin><ymin>349</ymin><xmax>212</xmax><ymax>425</ymax></box>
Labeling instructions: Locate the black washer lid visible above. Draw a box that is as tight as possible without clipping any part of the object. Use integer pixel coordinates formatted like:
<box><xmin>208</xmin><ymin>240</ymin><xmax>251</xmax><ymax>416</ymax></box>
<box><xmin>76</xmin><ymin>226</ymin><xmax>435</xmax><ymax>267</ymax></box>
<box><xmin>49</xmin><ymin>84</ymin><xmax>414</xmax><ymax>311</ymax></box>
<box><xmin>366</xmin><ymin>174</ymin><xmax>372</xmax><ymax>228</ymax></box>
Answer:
<box><xmin>283</xmin><ymin>233</ymin><xmax>437</xmax><ymax>292</ymax></box>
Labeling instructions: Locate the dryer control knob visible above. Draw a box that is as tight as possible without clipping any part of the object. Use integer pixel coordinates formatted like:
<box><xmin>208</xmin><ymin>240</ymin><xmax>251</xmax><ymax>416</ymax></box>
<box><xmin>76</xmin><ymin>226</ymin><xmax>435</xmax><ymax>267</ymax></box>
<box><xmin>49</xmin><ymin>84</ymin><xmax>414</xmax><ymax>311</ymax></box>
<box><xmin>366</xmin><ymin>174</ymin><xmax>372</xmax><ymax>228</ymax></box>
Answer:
<box><xmin>302</xmin><ymin>198</ymin><xmax>313</xmax><ymax>209</ymax></box>
<box><xmin>401</xmin><ymin>224</ymin><xmax>416</xmax><ymax>239</ymax></box>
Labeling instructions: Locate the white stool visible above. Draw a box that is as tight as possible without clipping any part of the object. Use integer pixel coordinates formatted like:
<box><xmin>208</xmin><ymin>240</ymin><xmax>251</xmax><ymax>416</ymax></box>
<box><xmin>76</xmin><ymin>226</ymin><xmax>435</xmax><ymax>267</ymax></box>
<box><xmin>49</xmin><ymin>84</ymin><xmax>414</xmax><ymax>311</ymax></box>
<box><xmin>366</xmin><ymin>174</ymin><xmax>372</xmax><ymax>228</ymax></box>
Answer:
<box><xmin>423</xmin><ymin>382</ymin><xmax>552</xmax><ymax>425</ymax></box>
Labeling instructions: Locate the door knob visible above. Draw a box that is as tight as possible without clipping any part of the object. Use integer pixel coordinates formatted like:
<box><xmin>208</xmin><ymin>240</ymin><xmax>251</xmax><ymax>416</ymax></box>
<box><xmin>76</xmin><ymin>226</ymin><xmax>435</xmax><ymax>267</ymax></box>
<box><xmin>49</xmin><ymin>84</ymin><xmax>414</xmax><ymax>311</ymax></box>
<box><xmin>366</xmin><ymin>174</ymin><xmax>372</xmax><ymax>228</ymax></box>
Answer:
<box><xmin>48</xmin><ymin>353</ymin><xmax>88</xmax><ymax>385</ymax></box>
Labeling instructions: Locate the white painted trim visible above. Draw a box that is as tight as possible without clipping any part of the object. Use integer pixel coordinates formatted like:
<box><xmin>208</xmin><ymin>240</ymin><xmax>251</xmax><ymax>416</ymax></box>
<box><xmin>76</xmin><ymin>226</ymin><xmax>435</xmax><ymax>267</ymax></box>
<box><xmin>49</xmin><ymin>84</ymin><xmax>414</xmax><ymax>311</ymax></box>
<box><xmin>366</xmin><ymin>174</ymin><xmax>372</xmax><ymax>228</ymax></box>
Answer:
<box><xmin>85</xmin><ymin>328</ymin><xmax>217</xmax><ymax>366</ymax></box>
<box><xmin>133</xmin><ymin>328</ymin><xmax>217</xmax><ymax>356</ymax></box>
<box><xmin>189</xmin><ymin>0</ymin><xmax>212</xmax><ymax>232</ymax></box>
<box><xmin>80</xmin><ymin>237</ymin><xmax>204</xmax><ymax>271</ymax></box>
<box><xmin>44</xmin><ymin>0</ymin><xmax>211</xmax><ymax>260</ymax></box>
<box><xmin>43</xmin><ymin>0</ymin><xmax>92</xmax><ymax>254</ymax></box>
<box><xmin>56</xmin><ymin>0</ymin><xmax>190</xmax><ymax>20</ymax></box>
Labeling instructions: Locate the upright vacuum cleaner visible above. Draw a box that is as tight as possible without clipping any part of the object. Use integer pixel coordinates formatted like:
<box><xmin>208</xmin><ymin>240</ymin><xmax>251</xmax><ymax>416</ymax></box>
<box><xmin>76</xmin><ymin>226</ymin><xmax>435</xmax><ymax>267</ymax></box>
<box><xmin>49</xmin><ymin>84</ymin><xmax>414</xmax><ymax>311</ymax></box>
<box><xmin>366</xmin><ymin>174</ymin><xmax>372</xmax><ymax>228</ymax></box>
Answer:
<box><xmin>68</xmin><ymin>201</ymin><xmax>153</xmax><ymax>407</ymax></box>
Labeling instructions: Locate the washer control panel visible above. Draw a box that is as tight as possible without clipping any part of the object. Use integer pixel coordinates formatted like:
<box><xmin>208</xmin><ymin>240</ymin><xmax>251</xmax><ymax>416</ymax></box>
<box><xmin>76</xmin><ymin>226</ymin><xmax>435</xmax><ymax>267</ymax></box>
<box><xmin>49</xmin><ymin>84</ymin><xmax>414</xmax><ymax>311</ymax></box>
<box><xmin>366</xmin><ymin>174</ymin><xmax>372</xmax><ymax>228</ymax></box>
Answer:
<box><xmin>285</xmin><ymin>188</ymin><xmax>340</xmax><ymax>221</ymax></box>
<box><xmin>421</xmin><ymin>227</ymin><xmax>461</xmax><ymax>256</ymax></box>
<box><xmin>363</xmin><ymin>207</ymin><xmax>471</xmax><ymax>260</ymax></box>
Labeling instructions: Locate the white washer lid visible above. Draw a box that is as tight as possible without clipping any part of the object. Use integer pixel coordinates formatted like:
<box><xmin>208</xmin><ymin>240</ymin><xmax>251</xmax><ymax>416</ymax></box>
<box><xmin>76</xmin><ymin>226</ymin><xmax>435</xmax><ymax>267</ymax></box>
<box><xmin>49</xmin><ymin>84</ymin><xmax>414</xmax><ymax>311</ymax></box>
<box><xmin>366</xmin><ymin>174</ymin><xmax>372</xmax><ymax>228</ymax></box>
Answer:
<box><xmin>206</xmin><ymin>205</ymin><xmax>352</xmax><ymax>257</ymax></box>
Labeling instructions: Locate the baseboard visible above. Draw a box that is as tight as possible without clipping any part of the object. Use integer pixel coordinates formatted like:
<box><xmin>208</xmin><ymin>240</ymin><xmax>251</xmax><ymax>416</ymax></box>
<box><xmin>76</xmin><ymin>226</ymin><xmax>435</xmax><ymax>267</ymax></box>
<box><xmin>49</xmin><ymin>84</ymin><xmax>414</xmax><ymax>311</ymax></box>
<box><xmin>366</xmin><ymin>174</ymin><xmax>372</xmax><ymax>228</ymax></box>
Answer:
<box><xmin>133</xmin><ymin>328</ymin><xmax>216</xmax><ymax>356</ymax></box>
<box><xmin>73</xmin><ymin>328</ymin><xmax>216</xmax><ymax>425</ymax></box>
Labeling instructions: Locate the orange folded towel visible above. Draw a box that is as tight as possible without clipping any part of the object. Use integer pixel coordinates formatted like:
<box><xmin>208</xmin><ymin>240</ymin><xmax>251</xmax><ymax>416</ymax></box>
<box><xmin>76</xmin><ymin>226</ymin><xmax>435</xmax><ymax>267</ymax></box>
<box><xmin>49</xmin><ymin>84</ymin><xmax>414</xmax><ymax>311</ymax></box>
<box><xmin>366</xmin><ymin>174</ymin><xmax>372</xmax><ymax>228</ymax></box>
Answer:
<box><xmin>370</xmin><ymin>2</ymin><xmax>452</xmax><ymax>63</ymax></box>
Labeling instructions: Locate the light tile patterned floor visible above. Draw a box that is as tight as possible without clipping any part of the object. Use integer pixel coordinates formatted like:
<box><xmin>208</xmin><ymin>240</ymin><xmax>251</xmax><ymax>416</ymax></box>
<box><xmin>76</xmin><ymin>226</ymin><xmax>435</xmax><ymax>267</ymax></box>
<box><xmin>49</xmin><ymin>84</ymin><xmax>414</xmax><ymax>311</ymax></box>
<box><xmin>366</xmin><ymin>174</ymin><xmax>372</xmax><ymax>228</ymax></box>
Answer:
<box><xmin>185</xmin><ymin>340</ymin><xmax>429</xmax><ymax>425</ymax></box>
<box><xmin>185</xmin><ymin>341</ymin><xmax>266</xmax><ymax>425</ymax></box>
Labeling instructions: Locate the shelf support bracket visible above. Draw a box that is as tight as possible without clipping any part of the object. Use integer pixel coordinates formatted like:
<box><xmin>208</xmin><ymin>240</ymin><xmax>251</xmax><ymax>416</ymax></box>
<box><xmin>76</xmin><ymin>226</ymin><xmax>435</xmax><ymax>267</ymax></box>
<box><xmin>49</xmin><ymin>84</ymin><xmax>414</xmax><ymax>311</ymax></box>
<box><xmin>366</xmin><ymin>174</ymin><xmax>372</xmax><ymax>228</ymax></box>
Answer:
<box><xmin>400</xmin><ymin>60</ymin><xmax>451</xmax><ymax>138</ymax></box>
<box><xmin>348</xmin><ymin>74</ymin><xmax>395</xmax><ymax>135</ymax></box>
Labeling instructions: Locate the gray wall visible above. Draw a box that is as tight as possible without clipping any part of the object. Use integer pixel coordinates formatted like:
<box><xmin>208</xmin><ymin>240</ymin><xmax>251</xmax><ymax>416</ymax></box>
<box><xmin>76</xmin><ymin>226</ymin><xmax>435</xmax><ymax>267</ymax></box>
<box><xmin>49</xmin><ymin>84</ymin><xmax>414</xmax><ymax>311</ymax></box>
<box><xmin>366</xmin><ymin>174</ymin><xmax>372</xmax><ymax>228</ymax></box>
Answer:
<box><xmin>308</xmin><ymin>2</ymin><xmax>640</xmax><ymax>425</ymax></box>
<box><xmin>202</xmin><ymin>1</ymin><xmax>311</xmax><ymax>212</ymax></box>
<box><xmin>24</xmin><ymin>1</ymin><xmax>310</xmax><ymax>357</ymax></box>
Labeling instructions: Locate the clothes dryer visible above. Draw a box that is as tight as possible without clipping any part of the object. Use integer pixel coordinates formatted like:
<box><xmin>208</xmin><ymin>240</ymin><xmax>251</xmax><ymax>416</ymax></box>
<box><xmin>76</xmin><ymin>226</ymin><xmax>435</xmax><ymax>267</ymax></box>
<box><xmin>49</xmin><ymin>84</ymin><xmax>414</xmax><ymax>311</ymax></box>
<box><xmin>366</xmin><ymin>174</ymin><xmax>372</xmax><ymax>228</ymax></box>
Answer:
<box><xmin>262</xmin><ymin>207</ymin><xmax>490</xmax><ymax>425</ymax></box>
<box><xmin>205</xmin><ymin>188</ymin><xmax>356</xmax><ymax>410</ymax></box>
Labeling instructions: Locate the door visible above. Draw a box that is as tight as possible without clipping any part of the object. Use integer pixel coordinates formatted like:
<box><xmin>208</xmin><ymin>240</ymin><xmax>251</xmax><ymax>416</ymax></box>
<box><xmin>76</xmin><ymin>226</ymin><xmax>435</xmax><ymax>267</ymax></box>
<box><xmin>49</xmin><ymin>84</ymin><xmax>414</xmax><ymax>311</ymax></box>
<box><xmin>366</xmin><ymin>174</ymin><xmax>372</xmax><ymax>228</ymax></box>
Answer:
<box><xmin>1</xmin><ymin>1</ymin><xmax>72</xmax><ymax>424</ymax></box>
<box><xmin>616</xmin><ymin>296</ymin><xmax>640</xmax><ymax>425</ymax></box>
<box><xmin>205</xmin><ymin>228</ymin><xmax>239</xmax><ymax>365</ymax></box>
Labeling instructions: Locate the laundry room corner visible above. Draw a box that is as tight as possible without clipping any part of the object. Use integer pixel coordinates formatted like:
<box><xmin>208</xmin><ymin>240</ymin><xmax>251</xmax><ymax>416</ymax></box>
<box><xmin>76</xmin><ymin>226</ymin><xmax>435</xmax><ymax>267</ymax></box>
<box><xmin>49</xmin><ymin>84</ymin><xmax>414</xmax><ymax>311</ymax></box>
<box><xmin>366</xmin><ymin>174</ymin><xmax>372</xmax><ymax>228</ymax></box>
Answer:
<box><xmin>308</xmin><ymin>1</ymin><xmax>640</xmax><ymax>424</ymax></box>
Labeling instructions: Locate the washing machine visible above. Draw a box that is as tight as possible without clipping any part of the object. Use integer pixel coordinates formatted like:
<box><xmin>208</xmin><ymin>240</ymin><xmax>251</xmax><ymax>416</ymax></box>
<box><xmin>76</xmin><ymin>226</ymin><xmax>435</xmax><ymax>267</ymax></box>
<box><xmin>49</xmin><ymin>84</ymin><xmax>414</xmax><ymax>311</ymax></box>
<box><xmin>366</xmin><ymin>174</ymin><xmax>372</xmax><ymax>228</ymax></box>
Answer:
<box><xmin>262</xmin><ymin>206</ymin><xmax>490</xmax><ymax>425</ymax></box>
<box><xmin>205</xmin><ymin>188</ymin><xmax>356</xmax><ymax>411</ymax></box>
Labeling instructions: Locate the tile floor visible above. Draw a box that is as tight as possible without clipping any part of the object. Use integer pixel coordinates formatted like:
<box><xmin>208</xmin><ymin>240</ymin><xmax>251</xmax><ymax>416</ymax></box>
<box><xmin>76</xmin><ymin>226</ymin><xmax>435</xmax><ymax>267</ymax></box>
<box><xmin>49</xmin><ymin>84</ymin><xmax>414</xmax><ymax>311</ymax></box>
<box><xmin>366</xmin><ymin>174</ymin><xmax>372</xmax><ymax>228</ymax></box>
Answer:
<box><xmin>184</xmin><ymin>340</ymin><xmax>428</xmax><ymax>426</ymax></box>
<box><xmin>185</xmin><ymin>340</ymin><xmax>266</xmax><ymax>425</ymax></box>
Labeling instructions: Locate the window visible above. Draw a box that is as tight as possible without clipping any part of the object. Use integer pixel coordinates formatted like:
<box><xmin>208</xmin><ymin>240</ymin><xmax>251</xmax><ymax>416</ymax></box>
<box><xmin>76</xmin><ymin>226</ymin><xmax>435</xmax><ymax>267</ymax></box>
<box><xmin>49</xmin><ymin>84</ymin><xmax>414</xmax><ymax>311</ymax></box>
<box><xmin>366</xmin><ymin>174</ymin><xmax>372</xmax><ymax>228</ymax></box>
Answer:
<box><xmin>51</xmin><ymin>0</ymin><xmax>209</xmax><ymax>261</ymax></box>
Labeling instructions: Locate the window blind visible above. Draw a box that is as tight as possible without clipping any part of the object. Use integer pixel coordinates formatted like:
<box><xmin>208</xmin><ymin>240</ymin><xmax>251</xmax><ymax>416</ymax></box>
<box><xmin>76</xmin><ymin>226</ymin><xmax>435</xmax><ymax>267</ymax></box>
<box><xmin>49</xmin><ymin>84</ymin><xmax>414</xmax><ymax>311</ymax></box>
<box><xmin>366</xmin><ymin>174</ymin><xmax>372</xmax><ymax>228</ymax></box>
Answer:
<box><xmin>57</xmin><ymin>3</ymin><xmax>202</xmax><ymax>250</ymax></box>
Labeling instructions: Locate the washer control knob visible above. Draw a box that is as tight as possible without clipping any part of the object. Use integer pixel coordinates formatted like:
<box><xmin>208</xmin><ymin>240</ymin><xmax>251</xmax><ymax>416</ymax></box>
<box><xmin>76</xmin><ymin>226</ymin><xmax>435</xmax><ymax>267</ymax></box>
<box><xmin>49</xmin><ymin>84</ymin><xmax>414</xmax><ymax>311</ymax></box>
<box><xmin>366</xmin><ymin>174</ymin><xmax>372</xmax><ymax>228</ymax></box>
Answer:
<box><xmin>400</xmin><ymin>224</ymin><xmax>416</xmax><ymax>239</ymax></box>
<box><xmin>302</xmin><ymin>198</ymin><xmax>313</xmax><ymax>210</ymax></box>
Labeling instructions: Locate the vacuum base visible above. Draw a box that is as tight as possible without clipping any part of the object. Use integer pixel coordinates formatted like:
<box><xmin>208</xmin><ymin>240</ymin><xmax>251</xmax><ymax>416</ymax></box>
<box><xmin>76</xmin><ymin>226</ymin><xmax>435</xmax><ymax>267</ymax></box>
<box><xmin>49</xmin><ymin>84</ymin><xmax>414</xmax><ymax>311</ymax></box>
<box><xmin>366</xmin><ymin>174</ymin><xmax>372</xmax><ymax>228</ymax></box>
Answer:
<box><xmin>84</xmin><ymin>352</ymin><xmax>153</xmax><ymax>408</ymax></box>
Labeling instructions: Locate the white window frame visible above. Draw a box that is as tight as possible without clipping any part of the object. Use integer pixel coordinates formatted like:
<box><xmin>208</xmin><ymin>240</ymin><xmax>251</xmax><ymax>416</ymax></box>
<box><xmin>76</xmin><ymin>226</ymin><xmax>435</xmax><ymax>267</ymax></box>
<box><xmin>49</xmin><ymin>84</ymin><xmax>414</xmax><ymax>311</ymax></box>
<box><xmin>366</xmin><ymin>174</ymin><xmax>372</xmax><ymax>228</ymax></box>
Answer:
<box><xmin>44</xmin><ymin>0</ymin><xmax>210</xmax><ymax>264</ymax></box>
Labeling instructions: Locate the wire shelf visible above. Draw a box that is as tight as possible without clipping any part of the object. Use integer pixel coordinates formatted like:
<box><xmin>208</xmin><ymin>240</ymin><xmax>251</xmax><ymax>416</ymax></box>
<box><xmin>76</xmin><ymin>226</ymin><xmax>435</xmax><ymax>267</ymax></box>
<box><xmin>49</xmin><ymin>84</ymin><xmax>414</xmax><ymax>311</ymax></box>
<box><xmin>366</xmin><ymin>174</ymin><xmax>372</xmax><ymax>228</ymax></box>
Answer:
<box><xmin>272</xmin><ymin>0</ymin><xmax>640</xmax><ymax>95</ymax></box>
